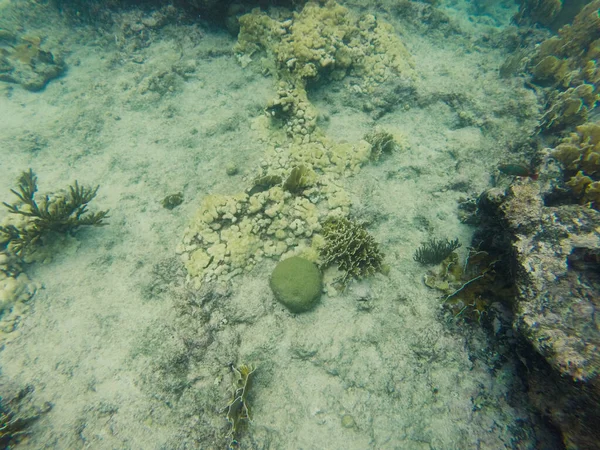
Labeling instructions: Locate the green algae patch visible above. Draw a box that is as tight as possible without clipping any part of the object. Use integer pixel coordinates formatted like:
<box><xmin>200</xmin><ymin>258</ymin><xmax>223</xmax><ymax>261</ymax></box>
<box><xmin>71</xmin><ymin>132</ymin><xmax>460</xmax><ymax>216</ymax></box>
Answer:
<box><xmin>270</xmin><ymin>256</ymin><xmax>322</xmax><ymax>313</ymax></box>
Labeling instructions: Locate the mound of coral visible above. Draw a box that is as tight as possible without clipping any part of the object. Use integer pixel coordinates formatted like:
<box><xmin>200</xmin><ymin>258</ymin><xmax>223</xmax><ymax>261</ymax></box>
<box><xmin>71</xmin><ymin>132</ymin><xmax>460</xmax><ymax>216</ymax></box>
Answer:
<box><xmin>179</xmin><ymin>1</ymin><xmax>412</xmax><ymax>288</ymax></box>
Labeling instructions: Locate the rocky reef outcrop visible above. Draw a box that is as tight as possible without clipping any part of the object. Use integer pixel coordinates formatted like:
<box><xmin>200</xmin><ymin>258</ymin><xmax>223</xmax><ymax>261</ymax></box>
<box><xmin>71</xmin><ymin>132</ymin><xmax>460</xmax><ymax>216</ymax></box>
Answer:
<box><xmin>477</xmin><ymin>180</ymin><xmax>600</xmax><ymax>449</ymax></box>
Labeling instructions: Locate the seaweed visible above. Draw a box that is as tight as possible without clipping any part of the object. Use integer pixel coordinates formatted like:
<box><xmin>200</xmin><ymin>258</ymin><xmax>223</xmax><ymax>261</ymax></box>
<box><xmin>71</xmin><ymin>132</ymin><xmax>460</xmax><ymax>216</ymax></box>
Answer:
<box><xmin>0</xmin><ymin>169</ymin><xmax>109</xmax><ymax>257</ymax></box>
<box><xmin>0</xmin><ymin>393</ymin><xmax>40</xmax><ymax>448</ymax></box>
<box><xmin>161</xmin><ymin>193</ymin><xmax>183</xmax><ymax>210</ymax></box>
<box><xmin>247</xmin><ymin>174</ymin><xmax>282</xmax><ymax>196</ymax></box>
<box><xmin>414</xmin><ymin>238</ymin><xmax>461</xmax><ymax>265</ymax></box>
<box><xmin>224</xmin><ymin>363</ymin><xmax>256</xmax><ymax>449</ymax></box>
<box><xmin>424</xmin><ymin>249</ymin><xmax>507</xmax><ymax>322</ymax></box>
<box><xmin>283</xmin><ymin>165</ymin><xmax>314</xmax><ymax>194</ymax></box>
<box><xmin>364</xmin><ymin>128</ymin><xmax>397</xmax><ymax>161</ymax></box>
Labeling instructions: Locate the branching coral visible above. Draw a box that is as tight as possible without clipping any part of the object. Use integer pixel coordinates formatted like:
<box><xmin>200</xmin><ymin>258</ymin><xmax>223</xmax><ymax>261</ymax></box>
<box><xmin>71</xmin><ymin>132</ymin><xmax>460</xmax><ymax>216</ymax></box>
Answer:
<box><xmin>0</xmin><ymin>169</ymin><xmax>109</xmax><ymax>258</ymax></box>
<box><xmin>320</xmin><ymin>217</ymin><xmax>384</xmax><ymax>284</ymax></box>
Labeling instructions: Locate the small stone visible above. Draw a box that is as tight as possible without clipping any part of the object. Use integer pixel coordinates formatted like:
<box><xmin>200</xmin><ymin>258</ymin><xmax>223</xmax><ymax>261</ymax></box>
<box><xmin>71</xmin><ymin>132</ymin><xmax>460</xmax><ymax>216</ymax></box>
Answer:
<box><xmin>226</xmin><ymin>164</ymin><xmax>239</xmax><ymax>176</ymax></box>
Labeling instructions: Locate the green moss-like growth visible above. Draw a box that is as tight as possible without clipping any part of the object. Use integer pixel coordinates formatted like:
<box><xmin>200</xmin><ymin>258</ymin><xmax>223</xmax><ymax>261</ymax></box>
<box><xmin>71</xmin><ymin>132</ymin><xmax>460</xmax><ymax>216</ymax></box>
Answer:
<box><xmin>224</xmin><ymin>364</ymin><xmax>256</xmax><ymax>448</ymax></box>
<box><xmin>414</xmin><ymin>238</ymin><xmax>461</xmax><ymax>265</ymax></box>
<box><xmin>270</xmin><ymin>256</ymin><xmax>322</xmax><ymax>313</ymax></box>
<box><xmin>320</xmin><ymin>217</ymin><xmax>384</xmax><ymax>284</ymax></box>
<box><xmin>0</xmin><ymin>169</ymin><xmax>109</xmax><ymax>257</ymax></box>
<box><xmin>364</xmin><ymin>128</ymin><xmax>397</xmax><ymax>161</ymax></box>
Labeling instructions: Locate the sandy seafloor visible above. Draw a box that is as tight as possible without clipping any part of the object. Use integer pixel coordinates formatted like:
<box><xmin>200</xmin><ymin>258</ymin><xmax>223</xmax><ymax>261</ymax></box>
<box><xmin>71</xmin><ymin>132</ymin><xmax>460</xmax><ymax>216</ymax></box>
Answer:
<box><xmin>0</xmin><ymin>0</ymin><xmax>563</xmax><ymax>448</ymax></box>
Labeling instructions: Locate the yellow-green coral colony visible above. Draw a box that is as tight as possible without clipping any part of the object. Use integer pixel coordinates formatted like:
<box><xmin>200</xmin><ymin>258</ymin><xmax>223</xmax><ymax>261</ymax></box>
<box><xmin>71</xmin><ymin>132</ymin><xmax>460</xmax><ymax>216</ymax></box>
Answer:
<box><xmin>179</xmin><ymin>1</ymin><xmax>412</xmax><ymax>287</ymax></box>
<box><xmin>525</xmin><ymin>1</ymin><xmax>600</xmax><ymax>131</ymax></box>
<box><xmin>553</xmin><ymin>120</ymin><xmax>600</xmax><ymax>207</ymax></box>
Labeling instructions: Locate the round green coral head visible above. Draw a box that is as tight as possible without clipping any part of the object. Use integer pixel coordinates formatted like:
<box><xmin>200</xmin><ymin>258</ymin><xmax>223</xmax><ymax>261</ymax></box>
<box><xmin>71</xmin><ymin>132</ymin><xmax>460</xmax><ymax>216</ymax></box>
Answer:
<box><xmin>270</xmin><ymin>256</ymin><xmax>322</xmax><ymax>313</ymax></box>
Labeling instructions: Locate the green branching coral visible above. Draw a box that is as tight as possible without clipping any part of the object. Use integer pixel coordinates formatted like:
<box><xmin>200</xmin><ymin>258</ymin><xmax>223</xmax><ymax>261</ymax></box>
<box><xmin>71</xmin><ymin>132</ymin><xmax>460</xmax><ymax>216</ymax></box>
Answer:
<box><xmin>0</xmin><ymin>169</ymin><xmax>109</xmax><ymax>257</ymax></box>
<box><xmin>320</xmin><ymin>217</ymin><xmax>384</xmax><ymax>283</ymax></box>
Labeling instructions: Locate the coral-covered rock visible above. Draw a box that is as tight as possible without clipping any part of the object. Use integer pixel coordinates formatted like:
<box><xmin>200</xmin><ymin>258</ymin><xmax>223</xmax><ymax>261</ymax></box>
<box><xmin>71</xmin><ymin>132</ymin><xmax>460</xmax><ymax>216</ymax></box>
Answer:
<box><xmin>477</xmin><ymin>182</ymin><xmax>600</xmax><ymax>448</ymax></box>
<box><xmin>0</xmin><ymin>35</ymin><xmax>65</xmax><ymax>91</ymax></box>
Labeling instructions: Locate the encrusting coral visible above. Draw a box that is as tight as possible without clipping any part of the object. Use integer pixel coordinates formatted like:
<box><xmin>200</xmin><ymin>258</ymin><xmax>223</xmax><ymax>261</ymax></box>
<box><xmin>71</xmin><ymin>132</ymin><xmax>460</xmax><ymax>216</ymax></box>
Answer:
<box><xmin>0</xmin><ymin>32</ymin><xmax>65</xmax><ymax>91</ymax></box>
